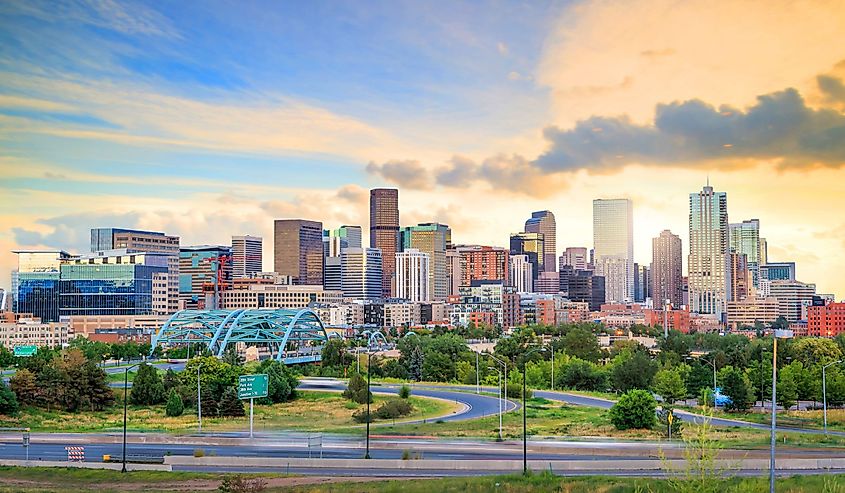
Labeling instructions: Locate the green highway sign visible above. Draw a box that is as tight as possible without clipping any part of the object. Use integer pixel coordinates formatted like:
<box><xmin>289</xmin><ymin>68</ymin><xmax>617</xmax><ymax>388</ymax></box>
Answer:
<box><xmin>238</xmin><ymin>373</ymin><xmax>269</xmax><ymax>400</ymax></box>
<box><xmin>13</xmin><ymin>345</ymin><xmax>37</xmax><ymax>357</ymax></box>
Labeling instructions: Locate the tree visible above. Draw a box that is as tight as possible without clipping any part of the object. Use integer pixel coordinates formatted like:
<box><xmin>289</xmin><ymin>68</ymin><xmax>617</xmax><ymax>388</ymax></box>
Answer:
<box><xmin>129</xmin><ymin>363</ymin><xmax>166</xmax><ymax>405</ymax></box>
<box><xmin>653</xmin><ymin>368</ymin><xmax>686</xmax><ymax>405</ymax></box>
<box><xmin>9</xmin><ymin>368</ymin><xmax>37</xmax><ymax>407</ymax></box>
<box><xmin>399</xmin><ymin>384</ymin><xmax>410</xmax><ymax>399</ymax></box>
<box><xmin>609</xmin><ymin>390</ymin><xmax>657</xmax><ymax>430</ymax></box>
<box><xmin>0</xmin><ymin>379</ymin><xmax>19</xmax><ymax>416</ymax></box>
<box><xmin>257</xmin><ymin>360</ymin><xmax>299</xmax><ymax>404</ymax></box>
<box><xmin>200</xmin><ymin>384</ymin><xmax>219</xmax><ymax>417</ymax></box>
<box><xmin>219</xmin><ymin>387</ymin><xmax>245</xmax><ymax>417</ymax></box>
<box><xmin>398</xmin><ymin>336</ymin><xmax>425</xmax><ymax>382</ymax></box>
<box><xmin>182</xmin><ymin>356</ymin><xmax>239</xmax><ymax>400</ymax></box>
<box><xmin>222</xmin><ymin>346</ymin><xmax>245</xmax><ymax>367</ymax></box>
<box><xmin>610</xmin><ymin>350</ymin><xmax>657</xmax><ymax>392</ymax></box>
<box><xmin>343</xmin><ymin>372</ymin><xmax>371</xmax><ymax>404</ymax></box>
<box><xmin>777</xmin><ymin>371</ymin><xmax>799</xmax><ymax>411</ymax></box>
<box><xmin>163</xmin><ymin>368</ymin><xmax>180</xmax><ymax>392</ymax></box>
<box><xmin>561</xmin><ymin>327</ymin><xmax>603</xmax><ymax>363</ymax></box>
<box><xmin>560</xmin><ymin>358</ymin><xmax>606</xmax><ymax>391</ymax></box>
<box><xmin>165</xmin><ymin>389</ymin><xmax>184</xmax><ymax>417</ymax></box>
<box><xmin>719</xmin><ymin>366</ymin><xmax>753</xmax><ymax>412</ymax></box>
<box><xmin>790</xmin><ymin>337</ymin><xmax>842</xmax><ymax>367</ymax></box>
<box><xmin>321</xmin><ymin>338</ymin><xmax>348</xmax><ymax>368</ymax></box>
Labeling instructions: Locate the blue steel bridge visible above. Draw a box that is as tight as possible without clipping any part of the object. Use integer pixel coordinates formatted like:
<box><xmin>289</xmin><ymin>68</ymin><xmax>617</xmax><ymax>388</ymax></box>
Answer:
<box><xmin>150</xmin><ymin>308</ymin><xmax>328</xmax><ymax>364</ymax></box>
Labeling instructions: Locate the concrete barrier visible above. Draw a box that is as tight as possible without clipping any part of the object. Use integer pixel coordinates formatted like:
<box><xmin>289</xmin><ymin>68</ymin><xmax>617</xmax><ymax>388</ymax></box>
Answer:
<box><xmin>163</xmin><ymin>456</ymin><xmax>845</xmax><ymax>471</ymax></box>
<box><xmin>0</xmin><ymin>459</ymin><xmax>171</xmax><ymax>471</ymax></box>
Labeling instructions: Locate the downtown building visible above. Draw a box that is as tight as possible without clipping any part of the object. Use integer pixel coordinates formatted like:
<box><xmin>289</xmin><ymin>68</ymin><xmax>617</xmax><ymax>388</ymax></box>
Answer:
<box><xmin>560</xmin><ymin>247</ymin><xmax>589</xmax><ymax>271</ymax></box>
<box><xmin>729</xmin><ymin>219</ymin><xmax>764</xmax><ymax>288</ymax></box>
<box><xmin>179</xmin><ymin>245</ymin><xmax>232</xmax><ymax>310</ymax></box>
<box><xmin>456</xmin><ymin>245</ymin><xmax>509</xmax><ymax>286</ymax></box>
<box><xmin>394</xmin><ymin>249</ymin><xmax>430</xmax><ymax>302</ymax></box>
<box><xmin>688</xmin><ymin>184</ymin><xmax>730</xmax><ymax>320</ymax></box>
<box><xmin>510</xmin><ymin>232</ymin><xmax>544</xmax><ymax>280</ymax></box>
<box><xmin>231</xmin><ymin>235</ymin><xmax>263</xmax><ymax>279</ymax></box>
<box><xmin>274</xmin><ymin>219</ymin><xmax>324</xmax><ymax>285</ymax></box>
<box><xmin>524</xmin><ymin>211</ymin><xmax>557</xmax><ymax>272</ymax></box>
<box><xmin>509</xmin><ymin>254</ymin><xmax>533</xmax><ymax>293</ymax></box>
<box><xmin>323</xmin><ymin>225</ymin><xmax>363</xmax><ymax>292</ymax></box>
<box><xmin>400</xmin><ymin>222</ymin><xmax>450</xmax><ymax>300</ymax></box>
<box><xmin>593</xmin><ymin>199</ymin><xmax>634</xmax><ymax>303</ymax></box>
<box><xmin>651</xmin><ymin>230</ymin><xmax>683</xmax><ymax>308</ymax></box>
<box><xmin>370</xmin><ymin>188</ymin><xmax>399</xmax><ymax>298</ymax></box>
<box><xmin>808</xmin><ymin>302</ymin><xmax>845</xmax><ymax>337</ymax></box>
<box><xmin>449</xmin><ymin>280</ymin><xmax>519</xmax><ymax>329</ymax></box>
<box><xmin>341</xmin><ymin>247</ymin><xmax>383</xmax><ymax>301</ymax></box>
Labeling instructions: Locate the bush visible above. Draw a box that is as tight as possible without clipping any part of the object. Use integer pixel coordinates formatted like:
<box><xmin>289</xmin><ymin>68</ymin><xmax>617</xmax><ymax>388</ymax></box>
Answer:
<box><xmin>343</xmin><ymin>372</ymin><xmax>372</xmax><ymax>404</ymax></box>
<box><xmin>399</xmin><ymin>384</ymin><xmax>411</xmax><ymax>399</ymax></box>
<box><xmin>560</xmin><ymin>358</ymin><xmax>606</xmax><ymax>391</ymax></box>
<box><xmin>0</xmin><ymin>379</ymin><xmax>19</xmax><ymax>416</ymax></box>
<box><xmin>352</xmin><ymin>409</ymin><xmax>372</xmax><ymax>423</ymax></box>
<box><xmin>720</xmin><ymin>366</ymin><xmax>753</xmax><ymax>412</ymax></box>
<box><xmin>165</xmin><ymin>389</ymin><xmax>184</xmax><ymax>417</ymax></box>
<box><xmin>219</xmin><ymin>387</ymin><xmax>245</xmax><ymax>417</ymax></box>
<box><xmin>193</xmin><ymin>448</ymin><xmax>205</xmax><ymax>457</ymax></box>
<box><xmin>506</xmin><ymin>382</ymin><xmax>532</xmax><ymax>399</ymax></box>
<box><xmin>129</xmin><ymin>363</ymin><xmax>166</xmax><ymax>405</ymax></box>
<box><xmin>218</xmin><ymin>474</ymin><xmax>267</xmax><ymax>493</ymax></box>
<box><xmin>375</xmin><ymin>398</ymin><xmax>413</xmax><ymax>419</ymax></box>
<box><xmin>609</xmin><ymin>389</ymin><xmax>657</xmax><ymax>430</ymax></box>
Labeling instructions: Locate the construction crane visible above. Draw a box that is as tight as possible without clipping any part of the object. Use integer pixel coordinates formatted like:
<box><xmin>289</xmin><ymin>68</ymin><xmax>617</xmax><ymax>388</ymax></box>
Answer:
<box><xmin>200</xmin><ymin>254</ymin><xmax>232</xmax><ymax>310</ymax></box>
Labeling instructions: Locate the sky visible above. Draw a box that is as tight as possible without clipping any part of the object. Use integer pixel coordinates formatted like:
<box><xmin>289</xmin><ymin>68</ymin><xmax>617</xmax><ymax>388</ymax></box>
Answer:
<box><xmin>1</xmin><ymin>0</ymin><xmax>844</xmax><ymax>298</ymax></box>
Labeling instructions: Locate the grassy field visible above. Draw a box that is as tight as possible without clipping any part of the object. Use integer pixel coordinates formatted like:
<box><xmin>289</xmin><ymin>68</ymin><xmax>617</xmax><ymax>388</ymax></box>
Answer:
<box><xmin>0</xmin><ymin>391</ymin><xmax>459</xmax><ymax>433</ymax></box>
<box><xmin>1</xmin><ymin>468</ymin><xmax>843</xmax><ymax>493</ymax></box>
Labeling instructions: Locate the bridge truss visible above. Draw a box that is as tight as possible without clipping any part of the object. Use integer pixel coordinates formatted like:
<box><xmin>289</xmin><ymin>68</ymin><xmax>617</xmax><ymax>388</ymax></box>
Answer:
<box><xmin>150</xmin><ymin>308</ymin><xmax>328</xmax><ymax>364</ymax></box>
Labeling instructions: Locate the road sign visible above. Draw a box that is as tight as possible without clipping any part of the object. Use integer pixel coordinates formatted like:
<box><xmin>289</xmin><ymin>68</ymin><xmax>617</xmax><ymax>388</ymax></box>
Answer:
<box><xmin>238</xmin><ymin>373</ymin><xmax>269</xmax><ymax>400</ymax></box>
<box><xmin>13</xmin><ymin>346</ymin><xmax>37</xmax><ymax>357</ymax></box>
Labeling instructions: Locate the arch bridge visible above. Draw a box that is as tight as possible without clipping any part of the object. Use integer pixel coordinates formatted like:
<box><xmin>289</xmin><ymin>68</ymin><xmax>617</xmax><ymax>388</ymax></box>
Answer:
<box><xmin>150</xmin><ymin>308</ymin><xmax>328</xmax><ymax>364</ymax></box>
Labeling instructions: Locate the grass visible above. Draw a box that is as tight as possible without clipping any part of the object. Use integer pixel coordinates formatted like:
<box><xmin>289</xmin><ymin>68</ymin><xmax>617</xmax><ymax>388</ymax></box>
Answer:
<box><xmin>2</xmin><ymin>468</ymin><xmax>842</xmax><ymax>493</ymax></box>
<box><xmin>706</xmin><ymin>406</ymin><xmax>845</xmax><ymax>433</ymax></box>
<box><xmin>0</xmin><ymin>391</ymin><xmax>459</xmax><ymax>433</ymax></box>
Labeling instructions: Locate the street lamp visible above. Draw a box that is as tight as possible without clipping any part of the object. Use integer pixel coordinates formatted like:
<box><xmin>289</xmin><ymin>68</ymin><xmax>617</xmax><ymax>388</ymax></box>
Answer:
<box><xmin>823</xmin><ymin>360</ymin><xmax>842</xmax><ymax>434</ymax></box>
<box><xmin>365</xmin><ymin>349</ymin><xmax>372</xmax><ymax>459</ymax></box>
<box><xmin>488</xmin><ymin>366</ymin><xmax>503</xmax><ymax>441</ymax></box>
<box><xmin>770</xmin><ymin>329</ymin><xmax>794</xmax><ymax>493</ymax></box>
<box><xmin>489</xmin><ymin>353</ymin><xmax>508</xmax><ymax>399</ymax></box>
<box><xmin>197</xmin><ymin>362</ymin><xmax>204</xmax><ymax>433</ymax></box>
<box><xmin>522</xmin><ymin>346</ymin><xmax>547</xmax><ymax>475</ymax></box>
<box><xmin>121</xmin><ymin>362</ymin><xmax>141</xmax><ymax>473</ymax></box>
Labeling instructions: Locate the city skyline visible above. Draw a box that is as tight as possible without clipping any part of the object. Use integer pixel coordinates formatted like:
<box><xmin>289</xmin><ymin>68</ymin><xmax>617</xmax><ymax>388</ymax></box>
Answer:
<box><xmin>2</xmin><ymin>1</ymin><xmax>845</xmax><ymax>298</ymax></box>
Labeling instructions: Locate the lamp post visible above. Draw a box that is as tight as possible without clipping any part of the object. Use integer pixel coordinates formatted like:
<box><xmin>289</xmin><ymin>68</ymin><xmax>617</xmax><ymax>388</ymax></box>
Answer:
<box><xmin>489</xmin><ymin>354</ymin><xmax>508</xmax><ymax>397</ymax></box>
<box><xmin>771</xmin><ymin>329</ymin><xmax>794</xmax><ymax>493</ymax></box>
<box><xmin>476</xmin><ymin>351</ymin><xmax>480</xmax><ymax>394</ymax></box>
<box><xmin>488</xmin><ymin>366</ymin><xmax>503</xmax><ymax>441</ymax></box>
<box><xmin>121</xmin><ymin>363</ymin><xmax>141</xmax><ymax>473</ymax></box>
<box><xmin>823</xmin><ymin>360</ymin><xmax>842</xmax><ymax>434</ymax></box>
<box><xmin>197</xmin><ymin>362</ymin><xmax>204</xmax><ymax>433</ymax></box>
<box><xmin>522</xmin><ymin>347</ymin><xmax>547</xmax><ymax>475</ymax></box>
<box><xmin>701</xmin><ymin>357</ymin><xmax>717</xmax><ymax>397</ymax></box>
<box><xmin>365</xmin><ymin>349</ymin><xmax>372</xmax><ymax>459</ymax></box>
<box><xmin>550</xmin><ymin>342</ymin><xmax>556</xmax><ymax>392</ymax></box>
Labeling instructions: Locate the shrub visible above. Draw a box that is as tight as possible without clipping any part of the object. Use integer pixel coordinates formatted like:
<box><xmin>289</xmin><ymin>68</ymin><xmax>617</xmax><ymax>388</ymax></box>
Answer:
<box><xmin>343</xmin><ymin>372</ymin><xmax>372</xmax><ymax>404</ymax></box>
<box><xmin>0</xmin><ymin>379</ymin><xmax>19</xmax><ymax>416</ymax></box>
<box><xmin>130</xmin><ymin>363</ymin><xmax>166</xmax><ymax>405</ymax></box>
<box><xmin>218</xmin><ymin>475</ymin><xmax>267</xmax><ymax>493</ymax></box>
<box><xmin>165</xmin><ymin>389</ymin><xmax>184</xmax><ymax>417</ymax></box>
<box><xmin>193</xmin><ymin>448</ymin><xmax>205</xmax><ymax>457</ymax></box>
<box><xmin>351</xmin><ymin>409</ymin><xmax>372</xmax><ymax>423</ymax></box>
<box><xmin>506</xmin><ymin>382</ymin><xmax>532</xmax><ymax>399</ymax></box>
<box><xmin>219</xmin><ymin>387</ymin><xmax>245</xmax><ymax>417</ymax></box>
<box><xmin>399</xmin><ymin>384</ymin><xmax>411</xmax><ymax>399</ymax></box>
<box><xmin>609</xmin><ymin>389</ymin><xmax>657</xmax><ymax>430</ymax></box>
<box><xmin>375</xmin><ymin>398</ymin><xmax>413</xmax><ymax>419</ymax></box>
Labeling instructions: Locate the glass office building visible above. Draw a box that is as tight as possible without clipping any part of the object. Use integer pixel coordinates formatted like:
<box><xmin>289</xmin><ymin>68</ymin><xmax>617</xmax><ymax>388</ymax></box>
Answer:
<box><xmin>13</xmin><ymin>251</ymin><xmax>72</xmax><ymax>322</ymax></box>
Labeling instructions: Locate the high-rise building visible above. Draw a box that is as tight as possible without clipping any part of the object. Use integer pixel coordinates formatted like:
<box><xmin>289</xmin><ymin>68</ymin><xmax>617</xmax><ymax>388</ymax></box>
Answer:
<box><xmin>728</xmin><ymin>252</ymin><xmax>750</xmax><ymax>302</ymax></box>
<box><xmin>446</xmin><ymin>249</ymin><xmax>461</xmax><ymax>296</ymax></box>
<box><xmin>509</xmin><ymin>254</ymin><xmax>533</xmax><ymax>293</ymax></box>
<box><xmin>370</xmin><ymin>188</ymin><xmax>399</xmax><ymax>298</ymax></box>
<box><xmin>729</xmin><ymin>219</ymin><xmax>762</xmax><ymax>288</ymax></box>
<box><xmin>273</xmin><ymin>219</ymin><xmax>323</xmax><ymax>285</ymax></box>
<box><xmin>651</xmin><ymin>230</ymin><xmax>683</xmax><ymax>308</ymax></box>
<box><xmin>593</xmin><ymin>199</ymin><xmax>634</xmax><ymax>303</ymax></box>
<box><xmin>179</xmin><ymin>245</ymin><xmax>232</xmax><ymax>310</ymax></box>
<box><xmin>324</xmin><ymin>256</ymin><xmax>342</xmax><ymax>292</ymax></box>
<box><xmin>323</xmin><ymin>225</ymin><xmax>363</xmax><ymax>257</ymax></box>
<box><xmin>769</xmin><ymin>280</ymin><xmax>816</xmax><ymax>322</ymax></box>
<box><xmin>535</xmin><ymin>271</ymin><xmax>560</xmax><ymax>295</ymax></box>
<box><xmin>688</xmin><ymin>184</ymin><xmax>730</xmax><ymax>319</ymax></box>
<box><xmin>567</xmin><ymin>271</ymin><xmax>606</xmax><ymax>312</ymax></box>
<box><xmin>560</xmin><ymin>247</ymin><xmax>589</xmax><ymax>271</ymax></box>
<box><xmin>400</xmin><ymin>223</ymin><xmax>450</xmax><ymax>300</ymax></box>
<box><xmin>341</xmin><ymin>248</ymin><xmax>383</xmax><ymax>301</ymax></box>
<box><xmin>90</xmin><ymin>227</ymin><xmax>180</xmax><ymax>313</ymax></box>
<box><xmin>231</xmin><ymin>235</ymin><xmax>263</xmax><ymax>279</ymax></box>
<box><xmin>808</xmin><ymin>302</ymin><xmax>845</xmax><ymax>337</ymax></box>
<box><xmin>524</xmin><ymin>211</ymin><xmax>556</xmax><ymax>272</ymax></box>
<box><xmin>395</xmin><ymin>249</ymin><xmax>430</xmax><ymax>302</ymax></box>
<box><xmin>510</xmin><ymin>232</ymin><xmax>544</xmax><ymax>279</ymax></box>
<box><xmin>12</xmin><ymin>250</ymin><xmax>72</xmax><ymax>322</ymax></box>
<box><xmin>761</xmin><ymin>262</ymin><xmax>796</xmax><ymax>282</ymax></box>
<box><xmin>457</xmin><ymin>246</ymin><xmax>509</xmax><ymax>286</ymax></box>
<box><xmin>633</xmin><ymin>263</ymin><xmax>650</xmax><ymax>303</ymax></box>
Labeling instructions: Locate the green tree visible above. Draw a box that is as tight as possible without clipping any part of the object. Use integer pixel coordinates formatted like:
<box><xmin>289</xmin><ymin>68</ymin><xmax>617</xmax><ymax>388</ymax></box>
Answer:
<box><xmin>199</xmin><ymin>384</ymin><xmax>219</xmax><ymax>417</ymax></box>
<box><xmin>561</xmin><ymin>327</ymin><xmax>603</xmax><ymax>363</ymax></box>
<box><xmin>790</xmin><ymin>337</ymin><xmax>843</xmax><ymax>367</ymax></box>
<box><xmin>777</xmin><ymin>370</ymin><xmax>799</xmax><ymax>411</ymax></box>
<box><xmin>321</xmin><ymin>338</ymin><xmax>348</xmax><ymax>368</ymax></box>
<box><xmin>257</xmin><ymin>360</ymin><xmax>299</xmax><ymax>403</ymax></box>
<box><xmin>9</xmin><ymin>368</ymin><xmax>37</xmax><ymax>407</ymax></box>
<box><xmin>0</xmin><ymin>345</ymin><xmax>14</xmax><ymax>368</ymax></box>
<box><xmin>653</xmin><ymin>368</ymin><xmax>687</xmax><ymax>405</ymax></box>
<box><xmin>165</xmin><ymin>389</ymin><xmax>184</xmax><ymax>417</ymax></box>
<box><xmin>182</xmin><ymin>356</ymin><xmax>239</xmax><ymax>400</ymax></box>
<box><xmin>398</xmin><ymin>336</ymin><xmax>424</xmax><ymax>381</ymax></box>
<box><xmin>610</xmin><ymin>350</ymin><xmax>657</xmax><ymax>392</ymax></box>
<box><xmin>343</xmin><ymin>372</ymin><xmax>371</xmax><ymax>404</ymax></box>
<box><xmin>163</xmin><ymin>368</ymin><xmax>180</xmax><ymax>392</ymax></box>
<box><xmin>609</xmin><ymin>389</ymin><xmax>657</xmax><ymax>430</ymax></box>
<box><xmin>560</xmin><ymin>358</ymin><xmax>606</xmax><ymax>391</ymax></box>
<box><xmin>719</xmin><ymin>366</ymin><xmax>753</xmax><ymax>412</ymax></box>
<box><xmin>221</xmin><ymin>346</ymin><xmax>244</xmax><ymax>367</ymax></box>
<box><xmin>129</xmin><ymin>363</ymin><xmax>166</xmax><ymax>405</ymax></box>
<box><xmin>399</xmin><ymin>384</ymin><xmax>411</xmax><ymax>399</ymax></box>
<box><xmin>0</xmin><ymin>379</ymin><xmax>19</xmax><ymax>416</ymax></box>
<box><xmin>218</xmin><ymin>387</ymin><xmax>245</xmax><ymax>417</ymax></box>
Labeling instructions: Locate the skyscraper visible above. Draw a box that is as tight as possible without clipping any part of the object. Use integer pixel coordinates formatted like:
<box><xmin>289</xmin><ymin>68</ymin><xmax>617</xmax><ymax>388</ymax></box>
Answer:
<box><xmin>12</xmin><ymin>250</ymin><xmax>72</xmax><ymax>322</ymax></box>
<box><xmin>560</xmin><ymin>247</ymin><xmax>589</xmax><ymax>271</ymax></box>
<box><xmin>729</xmin><ymin>219</ymin><xmax>762</xmax><ymax>288</ymax></box>
<box><xmin>231</xmin><ymin>235</ymin><xmax>263</xmax><ymax>278</ymax></box>
<box><xmin>524</xmin><ymin>211</ymin><xmax>557</xmax><ymax>272</ymax></box>
<box><xmin>457</xmin><ymin>245</ymin><xmax>509</xmax><ymax>286</ymax></box>
<box><xmin>323</xmin><ymin>225</ymin><xmax>363</xmax><ymax>257</ymax></box>
<box><xmin>400</xmin><ymin>223</ymin><xmax>450</xmax><ymax>300</ymax></box>
<box><xmin>688</xmin><ymin>184</ymin><xmax>730</xmax><ymax>318</ymax></box>
<box><xmin>395</xmin><ymin>249</ymin><xmax>430</xmax><ymax>302</ymax></box>
<box><xmin>370</xmin><ymin>189</ymin><xmax>399</xmax><ymax>298</ymax></box>
<box><xmin>509</xmin><ymin>254</ymin><xmax>533</xmax><ymax>293</ymax></box>
<box><xmin>593</xmin><ymin>199</ymin><xmax>634</xmax><ymax>302</ymax></box>
<box><xmin>179</xmin><ymin>245</ymin><xmax>233</xmax><ymax>310</ymax></box>
<box><xmin>341</xmin><ymin>247</ymin><xmax>383</xmax><ymax>301</ymax></box>
<box><xmin>273</xmin><ymin>219</ymin><xmax>324</xmax><ymax>285</ymax></box>
<box><xmin>633</xmin><ymin>263</ymin><xmax>650</xmax><ymax>303</ymax></box>
<box><xmin>651</xmin><ymin>230</ymin><xmax>683</xmax><ymax>308</ymax></box>
<box><xmin>729</xmin><ymin>252</ymin><xmax>750</xmax><ymax>302</ymax></box>
<box><xmin>509</xmin><ymin>232</ymin><xmax>544</xmax><ymax>279</ymax></box>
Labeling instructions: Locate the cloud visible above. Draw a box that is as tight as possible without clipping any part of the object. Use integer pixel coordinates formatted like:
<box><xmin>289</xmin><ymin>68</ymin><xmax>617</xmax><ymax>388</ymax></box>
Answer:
<box><xmin>818</xmin><ymin>75</ymin><xmax>845</xmax><ymax>103</ymax></box>
<box><xmin>535</xmin><ymin>88</ymin><xmax>845</xmax><ymax>172</ymax></box>
<box><xmin>13</xmin><ymin>211</ymin><xmax>143</xmax><ymax>251</ymax></box>
<box><xmin>366</xmin><ymin>160</ymin><xmax>431</xmax><ymax>189</ymax></box>
<box><xmin>434</xmin><ymin>154</ymin><xmax>567</xmax><ymax>197</ymax></box>
<box><xmin>496</xmin><ymin>42</ymin><xmax>508</xmax><ymax>56</ymax></box>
